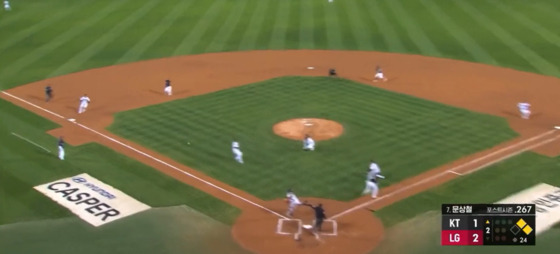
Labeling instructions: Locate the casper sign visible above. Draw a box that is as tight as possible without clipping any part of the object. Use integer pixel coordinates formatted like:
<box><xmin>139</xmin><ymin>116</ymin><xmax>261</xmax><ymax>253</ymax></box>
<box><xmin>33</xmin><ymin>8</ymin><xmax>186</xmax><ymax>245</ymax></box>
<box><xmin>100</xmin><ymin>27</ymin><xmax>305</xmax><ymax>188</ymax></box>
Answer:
<box><xmin>34</xmin><ymin>173</ymin><xmax>150</xmax><ymax>227</ymax></box>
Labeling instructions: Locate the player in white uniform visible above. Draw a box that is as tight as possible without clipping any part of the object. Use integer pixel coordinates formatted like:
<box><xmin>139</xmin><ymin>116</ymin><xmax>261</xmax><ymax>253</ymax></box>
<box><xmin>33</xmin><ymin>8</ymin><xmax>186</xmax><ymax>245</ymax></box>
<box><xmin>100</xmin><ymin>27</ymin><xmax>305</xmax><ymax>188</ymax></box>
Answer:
<box><xmin>303</xmin><ymin>134</ymin><xmax>315</xmax><ymax>151</ymax></box>
<box><xmin>517</xmin><ymin>102</ymin><xmax>531</xmax><ymax>119</ymax></box>
<box><xmin>78</xmin><ymin>94</ymin><xmax>91</xmax><ymax>114</ymax></box>
<box><xmin>4</xmin><ymin>0</ymin><xmax>11</xmax><ymax>11</ymax></box>
<box><xmin>285</xmin><ymin>189</ymin><xmax>302</xmax><ymax>217</ymax></box>
<box><xmin>373</xmin><ymin>66</ymin><xmax>388</xmax><ymax>82</ymax></box>
<box><xmin>232</xmin><ymin>140</ymin><xmax>243</xmax><ymax>163</ymax></box>
<box><xmin>58</xmin><ymin>137</ymin><xmax>65</xmax><ymax>160</ymax></box>
<box><xmin>362</xmin><ymin>160</ymin><xmax>384</xmax><ymax>198</ymax></box>
<box><xmin>164</xmin><ymin>80</ymin><xmax>172</xmax><ymax>96</ymax></box>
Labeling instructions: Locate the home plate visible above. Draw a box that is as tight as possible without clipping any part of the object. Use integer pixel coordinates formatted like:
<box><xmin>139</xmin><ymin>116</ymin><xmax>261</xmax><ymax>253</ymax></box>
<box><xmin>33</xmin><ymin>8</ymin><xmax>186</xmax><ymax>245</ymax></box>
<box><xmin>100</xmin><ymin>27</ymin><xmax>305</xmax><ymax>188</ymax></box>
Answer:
<box><xmin>68</xmin><ymin>118</ymin><xmax>76</xmax><ymax>122</ymax></box>
<box><xmin>302</xmin><ymin>225</ymin><xmax>313</xmax><ymax>229</ymax></box>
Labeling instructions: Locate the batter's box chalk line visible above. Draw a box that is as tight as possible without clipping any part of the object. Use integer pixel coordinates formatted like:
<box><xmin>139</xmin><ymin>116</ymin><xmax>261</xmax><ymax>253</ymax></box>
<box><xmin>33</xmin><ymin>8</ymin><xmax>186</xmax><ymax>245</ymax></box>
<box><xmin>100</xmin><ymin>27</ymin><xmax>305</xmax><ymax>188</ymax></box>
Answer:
<box><xmin>276</xmin><ymin>219</ymin><xmax>338</xmax><ymax>236</ymax></box>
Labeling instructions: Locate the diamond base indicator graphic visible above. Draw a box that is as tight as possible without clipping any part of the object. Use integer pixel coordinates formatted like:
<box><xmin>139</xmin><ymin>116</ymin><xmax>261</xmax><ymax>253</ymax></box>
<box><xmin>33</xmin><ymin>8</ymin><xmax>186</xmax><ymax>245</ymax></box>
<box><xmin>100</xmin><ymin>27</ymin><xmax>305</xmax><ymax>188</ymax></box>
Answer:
<box><xmin>442</xmin><ymin>204</ymin><xmax>535</xmax><ymax>246</ymax></box>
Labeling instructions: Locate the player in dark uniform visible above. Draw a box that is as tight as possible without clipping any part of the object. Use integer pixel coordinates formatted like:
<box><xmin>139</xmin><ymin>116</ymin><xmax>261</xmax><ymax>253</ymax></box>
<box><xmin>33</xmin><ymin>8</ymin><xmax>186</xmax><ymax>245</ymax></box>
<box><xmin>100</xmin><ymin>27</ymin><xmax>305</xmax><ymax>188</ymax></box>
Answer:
<box><xmin>45</xmin><ymin>85</ymin><xmax>53</xmax><ymax>102</ymax></box>
<box><xmin>328</xmin><ymin>68</ymin><xmax>337</xmax><ymax>77</ymax></box>
<box><xmin>303</xmin><ymin>202</ymin><xmax>327</xmax><ymax>236</ymax></box>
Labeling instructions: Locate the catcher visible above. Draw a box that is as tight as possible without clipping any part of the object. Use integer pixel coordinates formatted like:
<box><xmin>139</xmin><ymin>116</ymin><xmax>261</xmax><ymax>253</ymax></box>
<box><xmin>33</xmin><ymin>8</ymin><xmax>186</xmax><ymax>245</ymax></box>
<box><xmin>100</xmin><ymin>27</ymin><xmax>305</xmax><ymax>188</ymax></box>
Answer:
<box><xmin>302</xmin><ymin>202</ymin><xmax>326</xmax><ymax>238</ymax></box>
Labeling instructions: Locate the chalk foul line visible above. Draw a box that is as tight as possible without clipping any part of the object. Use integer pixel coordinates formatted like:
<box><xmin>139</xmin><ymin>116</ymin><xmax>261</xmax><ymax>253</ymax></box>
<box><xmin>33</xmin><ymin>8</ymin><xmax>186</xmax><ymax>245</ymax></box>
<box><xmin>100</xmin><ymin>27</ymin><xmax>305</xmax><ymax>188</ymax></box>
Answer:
<box><xmin>1</xmin><ymin>91</ymin><xmax>287</xmax><ymax>219</ymax></box>
<box><xmin>11</xmin><ymin>132</ymin><xmax>51</xmax><ymax>153</ymax></box>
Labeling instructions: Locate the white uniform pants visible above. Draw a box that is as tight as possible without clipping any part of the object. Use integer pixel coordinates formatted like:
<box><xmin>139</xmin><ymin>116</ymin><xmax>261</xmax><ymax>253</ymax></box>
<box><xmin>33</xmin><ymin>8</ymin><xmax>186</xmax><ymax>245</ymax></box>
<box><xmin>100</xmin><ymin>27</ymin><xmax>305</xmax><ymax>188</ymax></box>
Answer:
<box><xmin>232</xmin><ymin>148</ymin><xmax>243</xmax><ymax>163</ymax></box>
<box><xmin>58</xmin><ymin>146</ymin><xmax>65</xmax><ymax>160</ymax></box>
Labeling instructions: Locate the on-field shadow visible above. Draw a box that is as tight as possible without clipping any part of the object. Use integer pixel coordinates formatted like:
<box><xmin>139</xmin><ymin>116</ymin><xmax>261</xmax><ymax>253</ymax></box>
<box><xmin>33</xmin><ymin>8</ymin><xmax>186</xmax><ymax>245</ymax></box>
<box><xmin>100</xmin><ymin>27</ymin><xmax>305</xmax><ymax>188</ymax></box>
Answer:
<box><xmin>358</xmin><ymin>76</ymin><xmax>396</xmax><ymax>83</ymax></box>
<box><xmin>148</xmin><ymin>89</ymin><xmax>189</xmax><ymax>96</ymax></box>
<box><xmin>502</xmin><ymin>110</ymin><xmax>542</xmax><ymax>119</ymax></box>
<box><xmin>28</xmin><ymin>94</ymin><xmax>46</xmax><ymax>101</ymax></box>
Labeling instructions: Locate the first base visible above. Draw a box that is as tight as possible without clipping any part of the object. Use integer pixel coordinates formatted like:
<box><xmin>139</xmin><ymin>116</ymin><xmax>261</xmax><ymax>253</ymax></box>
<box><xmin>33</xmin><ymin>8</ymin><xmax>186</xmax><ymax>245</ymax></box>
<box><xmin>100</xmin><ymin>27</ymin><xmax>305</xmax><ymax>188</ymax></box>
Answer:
<box><xmin>555</xmin><ymin>126</ymin><xmax>560</xmax><ymax>130</ymax></box>
<box><xmin>303</xmin><ymin>225</ymin><xmax>312</xmax><ymax>229</ymax></box>
<box><xmin>68</xmin><ymin>118</ymin><xmax>76</xmax><ymax>122</ymax></box>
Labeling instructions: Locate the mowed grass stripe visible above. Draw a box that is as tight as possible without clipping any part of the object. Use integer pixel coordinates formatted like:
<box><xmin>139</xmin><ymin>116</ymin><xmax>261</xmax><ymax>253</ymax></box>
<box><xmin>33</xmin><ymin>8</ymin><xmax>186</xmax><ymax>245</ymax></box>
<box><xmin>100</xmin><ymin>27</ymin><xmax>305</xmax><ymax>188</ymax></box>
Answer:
<box><xmin>0</xmin><ymin>1</ymin><xmax>130</xmax><ymax>78</ymax></box>
<box><xmin>323</xmin><ymin>1</ymin><xmax>344</xmax><ymax>49</ymax></box>
<box><xmin>299</xmin><ymin>0</ymin><xmax>314</xmax><ymax>49</ymax></box>
<box><xmin>384</xmin><ymin>0</ymin><xmax>442</xmax><ymax>56</ymax></box>
<box><xmin>419</xmin><ymin>0</ymin><xmax>496</xmax><ymax>64</ymax></box>
<box><xmin>251</xmin><ymin>1</ymin><xmax>280</xmax><ymax>50</ymax></box>
<box><xmin>334</xmin><ymin>2</ymin><xmax>358</xmax><ymax>49</ymax></box>
<box><xmin>310</xmin><ymin>1</ymin><xmax>327</xmax><ymax>49</ymax></box>
<box><xmin>221</xmin><ymin>1</ymin><xmax>259</xmax><ymax>52</ymax></box>
<box><xmin>48</xmin><ymin>0</ymin><xmax>157</xmax><ymax>78</ymax></box>
<box><xmin>488</xmin><ymin>0</ymin><xmax>560</xmax><ymax>50</ymax></box>
<box><xmin>452</xmin><ymin>0</ymin><xmax>560</xmax><ymax>76</ymax></box>
<box><xmin>341</xmin><ymin>0</ymin><xmax>374</xmax><ymax>50</ymax></box>
<box><xmin>116</xmin><ymin>0</ymin><xmax>193</xmax><ymax>64</ymax></box>
<box><xmin>172</xmin><ymin>0</ymin><xmax>227</xmax><ymax>55</ymax></box>
<box><xmin>205</xmin><ymin>0</ymin><xmax>249</xmax><ymax>52</ymax></box>
<box><xmin>237</xmin><ymin>0</ymin><xmax>270</xmax><ymax>50</ymax></box>
<box><xmin>0</xmin><ymin>1</ymin><xmax>90</xmax><ymax>54</ymax></box>
<box><xmin>354</xmin><ymin>0</ymin><xmax>386</xmax><ymax>51</ymax></box>
<box><xmin>269</xmin><ymin>0</ymin><xmax>291</xmax><ymax>49</ymax></box>
<box><xmin>0</xmin><ymin>5</ymin><xmax>46</xmax><ymax>30</ymax></box>
<box><xmin>364</xmin><ymin>0</ymin><xmax>406</xmax><ymax>52</ymax></box>
<box><xmin>285</xmin><ymin>0</ymin><xmax>300</xmax><ymax>49</ymax></box>
<box><xmin>530</xmin><ymin>2</ymin><xmax>560</xmax><ymax>25</ymax></box>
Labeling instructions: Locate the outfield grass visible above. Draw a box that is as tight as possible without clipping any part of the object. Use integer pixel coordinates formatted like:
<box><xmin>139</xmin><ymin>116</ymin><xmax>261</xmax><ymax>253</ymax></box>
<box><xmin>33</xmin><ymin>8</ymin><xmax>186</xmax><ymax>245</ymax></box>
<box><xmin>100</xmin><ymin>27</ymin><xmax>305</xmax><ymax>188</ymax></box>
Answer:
<box><xmin>0</xmin><ymin>99</ymin><xmax>239</xmax><ymax>225</ymax></box>
<box><xmin>109</xmin><ymin>76</ymin><xmax>517</xmax><ymax>200</ymax></box>
<box><xmin>2</xmin><ymin>0</ymin><xmax>560</xmax><ymax>91</ymax></box>
<box><xmin>373</xmin><ymin>152</ymin><xmax>560</xmax><ymax>254</ymax></box>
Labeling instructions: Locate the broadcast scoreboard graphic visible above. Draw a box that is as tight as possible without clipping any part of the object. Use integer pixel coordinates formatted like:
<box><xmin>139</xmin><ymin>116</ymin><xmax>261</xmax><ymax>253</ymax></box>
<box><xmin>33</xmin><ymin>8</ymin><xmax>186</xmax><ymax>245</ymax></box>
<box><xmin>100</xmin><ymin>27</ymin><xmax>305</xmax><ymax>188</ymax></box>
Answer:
<box><xmin>441</xmin><ymin>204</ymin><xmax>535</xmax><ymax>246</ymax></box>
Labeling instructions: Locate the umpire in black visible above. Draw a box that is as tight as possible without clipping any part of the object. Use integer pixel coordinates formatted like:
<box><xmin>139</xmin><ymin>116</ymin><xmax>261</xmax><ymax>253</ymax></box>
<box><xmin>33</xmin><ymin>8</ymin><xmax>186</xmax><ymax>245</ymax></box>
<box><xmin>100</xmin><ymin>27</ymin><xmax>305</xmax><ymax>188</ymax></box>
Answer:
<box><xmin>304</xmin><ymin>202</ymin><xmax>327</xmax><ymax>235</ymax></box>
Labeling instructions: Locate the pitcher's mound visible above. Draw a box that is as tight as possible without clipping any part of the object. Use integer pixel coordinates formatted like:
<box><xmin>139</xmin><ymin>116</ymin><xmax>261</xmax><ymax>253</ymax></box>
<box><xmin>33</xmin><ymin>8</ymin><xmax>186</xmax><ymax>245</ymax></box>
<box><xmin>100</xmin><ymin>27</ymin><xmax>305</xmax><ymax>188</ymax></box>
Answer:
<box><xmin>273</xmin><ymin>118</ymin><xmax>344</xmax><ymax>141</ymax></box>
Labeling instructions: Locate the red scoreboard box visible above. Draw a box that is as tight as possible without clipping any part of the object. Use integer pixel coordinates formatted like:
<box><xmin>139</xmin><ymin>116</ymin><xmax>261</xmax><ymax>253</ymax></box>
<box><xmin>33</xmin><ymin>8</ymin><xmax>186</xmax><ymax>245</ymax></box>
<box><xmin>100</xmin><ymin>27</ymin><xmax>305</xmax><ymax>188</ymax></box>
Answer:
<box><xmin>441</xmin><ymin>230</ymin><xmax>483</xmax><ymax>245</ymax></box>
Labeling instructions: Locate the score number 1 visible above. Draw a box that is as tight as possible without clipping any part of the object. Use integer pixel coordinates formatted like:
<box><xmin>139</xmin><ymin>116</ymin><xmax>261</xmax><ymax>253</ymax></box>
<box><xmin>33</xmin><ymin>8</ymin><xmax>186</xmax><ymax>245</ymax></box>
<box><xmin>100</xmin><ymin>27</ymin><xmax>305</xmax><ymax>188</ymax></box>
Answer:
<box><xmin>471</xmin><ymin>218</ymin><xmax>482</xmax><ymax>245</ymax></box>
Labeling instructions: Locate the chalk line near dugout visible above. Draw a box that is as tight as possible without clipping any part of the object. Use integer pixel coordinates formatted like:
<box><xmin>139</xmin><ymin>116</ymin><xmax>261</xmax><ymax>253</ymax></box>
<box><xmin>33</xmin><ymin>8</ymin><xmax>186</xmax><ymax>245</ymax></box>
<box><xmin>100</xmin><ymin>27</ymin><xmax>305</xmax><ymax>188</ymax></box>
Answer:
<box><xmin>10</xmin><ymin>132</ymin><xmax>51</xmax><ymax>153</ymax></box>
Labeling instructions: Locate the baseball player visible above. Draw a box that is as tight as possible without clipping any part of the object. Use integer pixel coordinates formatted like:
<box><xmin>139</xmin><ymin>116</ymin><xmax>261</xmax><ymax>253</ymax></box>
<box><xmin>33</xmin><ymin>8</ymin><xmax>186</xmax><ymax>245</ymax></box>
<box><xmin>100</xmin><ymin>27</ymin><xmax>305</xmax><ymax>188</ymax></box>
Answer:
<box><xmin>517</xmin><ymin>102</ymin><xmax>531</xmax><ymax>119</ymax></box>
<box><xmin>232</xmin><ymin>140</ymin><xmax>243</xmax><ymax>163</ymax></box>
<box><xmin>164</xmin><ymin>80</ymin><xmax>172</xmax><ymax>96</ymax></box>
<box><xmin>328</xmin><ymin>68</ymin><xmax>337</xmax><ymax>77</ymax></box>
<box><xmin>303</xmin><ymin>134</ymin><xmax>315</xmax><ymax>151</ymax></box>
<box><xmin>362</xmin><ymin>160</ymin><xmax>384</xmax><ymax>198</ymax></box>
<box><xmin>369</xmin><ymin>160</ymin><xmax>385</xmax><ymax>179</ymax></box>
<box><xmin>373</xmin><ymin>65</ymin><xmax>388</xmax><ymax>82</ymax></box>
<box><xmin>4</xmin><ymin>0</ymin><xmax>10</xmax><ymax>11</ymax></box>
<box><xmin>45</xmin><ymin>85</ymin><xmax>53</xmax><ymax>102</ymax></box>
<box><xmin>303</xmin><ymin>202</ymin><xmax>327</xmax><ymax>238</ymax></box>
<box><xmin>78</xmin><ymin>94</ymin><xmax>90</xmax><ymax>114</ymax></box>
<box><xmin>58</xmin><ymin>137</ymin><xmax>65</xmax><ymax>160</ymax></box>
<box><xmin>285</xmin><ymin>189</ymin><xmax>302</xmax><ymax>217</ymax></box>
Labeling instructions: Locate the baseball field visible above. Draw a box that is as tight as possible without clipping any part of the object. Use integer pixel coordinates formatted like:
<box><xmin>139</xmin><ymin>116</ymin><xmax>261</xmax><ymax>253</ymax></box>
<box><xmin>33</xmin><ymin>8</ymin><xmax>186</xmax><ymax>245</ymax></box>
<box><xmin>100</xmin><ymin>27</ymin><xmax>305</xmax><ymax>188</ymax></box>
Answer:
<box><xmin>1</xmin><ymin>1</ymin><xmax>560</xmax><ymax>254</ymax></box>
